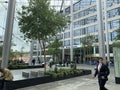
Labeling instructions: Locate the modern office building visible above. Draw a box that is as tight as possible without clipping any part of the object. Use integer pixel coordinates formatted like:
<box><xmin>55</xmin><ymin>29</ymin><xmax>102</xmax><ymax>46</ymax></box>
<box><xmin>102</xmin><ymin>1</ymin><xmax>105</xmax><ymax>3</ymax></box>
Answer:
<box><xmin>56</xmin><ymin>0</ymin><xmax>120</xmax><ymax>63</ymax></box>
<box><xmin>31</xmin><ymin>0</ymin><xmax>120</xmax><ymax>64</ymax></box>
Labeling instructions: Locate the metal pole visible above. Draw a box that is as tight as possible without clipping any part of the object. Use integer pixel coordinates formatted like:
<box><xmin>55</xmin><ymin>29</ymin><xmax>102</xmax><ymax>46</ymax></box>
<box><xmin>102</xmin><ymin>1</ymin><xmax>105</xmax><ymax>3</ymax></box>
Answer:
<box><xmin>104</xmin><ymin>0</ymin><xmax>110</xmax><ymax>62</ymax></box>
<box><xmin>96</xmin><ymin>0</ymin><xmax>106</xmax><ymax>60</ymax></box>
<box><xmin>62</xmin><ymin>0</ymin><xmax>65</xmax><ymax>64</ymax></box>
<box><xmin>70</xmin><ymin>0</ymin><xmax>73</xmax><ymax>62</ymax></box>
<box><xmin>1</xmin><ymin>0</ymin><xmax>16</xmax><ymax>68</ymax></box>
<box><xmin>62</xmin><ymin>32</ymin><xmax>65</xmax><ymax>63</ymax></box>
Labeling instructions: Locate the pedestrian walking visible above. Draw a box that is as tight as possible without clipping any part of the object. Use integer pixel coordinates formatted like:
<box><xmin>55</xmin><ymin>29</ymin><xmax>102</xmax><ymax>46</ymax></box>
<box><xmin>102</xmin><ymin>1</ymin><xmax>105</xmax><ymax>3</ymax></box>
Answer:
<box><xmin>94</xmin><ymin>57</ymin><xmax>110</xmax><ymax>90</ymax></box>
<box><xmin>0</xmin><ymin>68</ymin><xmax>13</xmax><ymax>90</ymax></box>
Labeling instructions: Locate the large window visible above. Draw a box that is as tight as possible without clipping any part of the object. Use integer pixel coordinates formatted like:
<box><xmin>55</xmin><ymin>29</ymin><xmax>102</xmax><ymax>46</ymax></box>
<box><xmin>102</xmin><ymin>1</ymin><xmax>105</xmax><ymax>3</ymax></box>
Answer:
<box><xmin>73</xmin><ymin>15</ymin><xmax>97</xmax><ymax>28</ymax></box>
<box><xmin>64</xmin><ymin>32</ymin><xmax>70</xmax><ymax>39</ymax></box>
<box><xmin>110</xmin><ymin>32</ymin><xmax>118</xmax><ymax>41</ymax></box>
<box><xmin>65</xmin><ymin>7</ymin><xmax>71</xmax><ymax>15</ymax></box>
<box><xmin>64</xmin><ymin>40</ymin><xmax>70</xmax><ymax>46</ymax></box>
<box><xmin>64</xmin><ymin>24</ymin><xmax>70</xmax><ymax>31</ymax></box>
<box><xmin>107</xmin><ymin>0</ymin><xmax>120</xmax><ymax>7</ymax></box>
<box><xmin>73</xmin><ymin>38</ymin><xmax>80</xmax><ymax>45</ymax></box>
<box><xmin>108</xmin><ymin>19</ymin><xmax>120</xmax><ymax>29</ymax></box>
<box><xmin>73</xmin><ymin>6</ymin><xmax>96</xmax><ymax>20</ymax></box>
<box><xmin>107</xmin><ymin>8</ymin><xmax>120</xmax><ymax>18</ymax></box>
<box><xmin>86</xmin><ymin>25</ymin><xmax>97</xmax><ymax>34</ymax></box>
<box><xmin>73</xmin><ymin>0</ymin><xmax>96</xmax><ymax>12</ymax></box>
<box><xmin>74</xmin><ymin>29</ymin><xmax>80</xmax><ymax>36</ymax></box>
<box><xmin>57</xmin><ymin>34</ymin><xmax>63</xmax><ymax>39</ymax></box>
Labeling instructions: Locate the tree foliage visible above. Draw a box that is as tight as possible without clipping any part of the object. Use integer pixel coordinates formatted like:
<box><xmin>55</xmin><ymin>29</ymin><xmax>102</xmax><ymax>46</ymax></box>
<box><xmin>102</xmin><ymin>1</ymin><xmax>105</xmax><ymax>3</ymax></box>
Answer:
<box><xmin>81</xmin><ymin>34</ymin><xmax>95</xmax><ymax>61</ymax></box>
<box><xmin>17</xmin><ymin>0</ymin><xmax>67</xmax><ymax>71</ymax></box>
<box><xmin>47</xmin><ymin>38</ymin><xmax>62</xmax><ymax>64</ymax></box>
<box><xmin>47</xmin><ymin>38</ymin><xmax>62</xmax><ymax>58</ymax></box>
<box><xmin>18</xmin><ymin>0</ymin><xmax>67</xmax><ymax>41</ymax></box>
<box><xmin>112</xmin><ymin>28</ymin><xmax>120</xmax><ymax>48</ymax></box>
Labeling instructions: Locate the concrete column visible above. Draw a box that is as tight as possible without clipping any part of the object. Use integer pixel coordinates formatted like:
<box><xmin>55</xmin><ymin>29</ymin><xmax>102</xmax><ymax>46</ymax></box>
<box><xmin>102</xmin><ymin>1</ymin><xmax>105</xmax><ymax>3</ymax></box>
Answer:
<box><xmin>1</xmin><ymin>0</ymin><xmax>16</xmax><ymax>68</ymax></box>
<box><xmin>96</xmin><ymin>0</ymin><xmax>106</xmax><ymax>60</ymax></box>
<box><xmin>62</xmin><ymin>0</ymin><xmax>65</xmax><ymax>63</ymax></box>
<box><xmin>62</xmin><ymin>33</ymin><xmax>65</xmax><ymax>63</ymax></box>
<box><xmin>70</xmin><ymin>0</ymin><xmax>73</xmax><ymax>62</ymax></box>
<box><xmin>104</xmin><ymin>0</ymin><xmax>110</xmax><ymax>62</ymax></box>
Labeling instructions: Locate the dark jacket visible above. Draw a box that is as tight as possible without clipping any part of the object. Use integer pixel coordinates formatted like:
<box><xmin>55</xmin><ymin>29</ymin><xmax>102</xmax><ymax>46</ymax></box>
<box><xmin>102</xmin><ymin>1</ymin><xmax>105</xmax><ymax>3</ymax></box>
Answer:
<box><xmin>94</xmin><ymin>63</ymin><xmax>110</xmax><ymax>80</ymax></box>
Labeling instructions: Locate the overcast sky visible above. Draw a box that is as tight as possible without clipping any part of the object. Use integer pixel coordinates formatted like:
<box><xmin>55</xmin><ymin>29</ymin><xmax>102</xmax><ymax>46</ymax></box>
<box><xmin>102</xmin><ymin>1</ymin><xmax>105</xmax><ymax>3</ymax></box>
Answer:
<box><xmin>0</xmin><ymin>0</ymin><xmax>78</xmax><ymax>52</ymax></box>
<box><xmin>0</xmin><ymin>0</ymin><xmax>30</xmax><ymax>52</ymax></box>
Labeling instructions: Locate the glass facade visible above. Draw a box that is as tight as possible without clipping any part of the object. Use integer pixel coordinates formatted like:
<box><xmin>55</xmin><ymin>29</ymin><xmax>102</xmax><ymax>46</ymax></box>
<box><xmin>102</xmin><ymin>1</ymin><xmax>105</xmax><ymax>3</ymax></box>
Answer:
<box><xmin>107</xmin><ymin>0</ymin><xmax>120</xmax><ymax>7</ymax></box>
<box><xmin>64</xmin><ymin>24</ymin><xmax>70</xmax><ymax>31</ymax></box>
<box><xmin>108</xmin><ymin>19</ymin><xmax>120</xmax><ymax>30</ymax></box>
<box><xmin>110</xmin><ymin>32</ymin><xmax>118</xmax><ymax>41</ymax></box>
<box><xmin>73</xmin><ymin>15</ymin><xmax>97</xmax><ymax>28</ymax></box>
<box><xmin>57</xmin><ymin>0</ymin><xmax>120</xmax><ymax>59</ymax></box>
<box><xmin>73</xmin><ymin>25</ymin><xmax>98</xmax><ymax>37</ymax></box>
<box><xmin>73</xmin><ymin>38</ymin><xmax>80</xmax><ymax>45</ymax></box>
<box><xmin>64</xmin><ymin>32</ymin><xmax>70</xmax><ymax>39</ymax></box>
<box><xmin>65</xmin><ymin>7</ymin><xmax>71</xmax><ymax>15</ymax></box>
<box><xmin>64</xmin><ymin>40</ymin><xmax>70</xmax><ymax>46</ymax></box>
<box><xmin>107</xmin><ymin>8</ymin><xmax>120</xmax><ymax>18</ymax></box>
<box><xmin>73</xmin><ymin>6</ymin><xmax>97</xmax><ymax>20</ymax></box>
<box><xmin>73</xmin><ymin>0</ymin><xmax>96</xmax><ymax>12</ymax></box>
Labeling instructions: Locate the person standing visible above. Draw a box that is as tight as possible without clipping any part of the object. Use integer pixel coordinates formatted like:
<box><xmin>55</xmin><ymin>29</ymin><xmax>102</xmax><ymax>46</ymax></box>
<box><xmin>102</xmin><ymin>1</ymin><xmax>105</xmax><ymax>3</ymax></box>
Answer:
<box><xmin>94</xmin><ymin>57</ymin><xmax>110</xmax><ymax>90</ymax></box>
<box><xmin>0</xmin><ymin>68</ymin><xmax>13</xmax><ymax>90</ymax></box>
<box><xmin>32</xmin><ymin>58</ymin><xmax>36</xmax><ymax>66</ymax></box>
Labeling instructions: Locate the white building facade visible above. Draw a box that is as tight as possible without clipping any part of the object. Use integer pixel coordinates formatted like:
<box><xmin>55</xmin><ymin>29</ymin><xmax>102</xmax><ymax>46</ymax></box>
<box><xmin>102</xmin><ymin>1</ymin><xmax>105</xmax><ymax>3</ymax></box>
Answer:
<box><xmin>31</xmin><ymin>0</ymin><xmax>120</xmax><ymax>64</ymax></box>
<box><xmin>57</xmin><ymin>0</ymin><xmax>120</xmax><ymax>63</ymax></box>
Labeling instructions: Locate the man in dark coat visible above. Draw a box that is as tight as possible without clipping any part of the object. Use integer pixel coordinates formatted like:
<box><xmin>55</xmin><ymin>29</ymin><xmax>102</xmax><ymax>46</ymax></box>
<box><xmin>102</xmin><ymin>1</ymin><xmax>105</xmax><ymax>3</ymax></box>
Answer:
<box><xmin>94</xmin><ymin>57</ymin><xmax>110</xmax><ymax>90</ymax></box>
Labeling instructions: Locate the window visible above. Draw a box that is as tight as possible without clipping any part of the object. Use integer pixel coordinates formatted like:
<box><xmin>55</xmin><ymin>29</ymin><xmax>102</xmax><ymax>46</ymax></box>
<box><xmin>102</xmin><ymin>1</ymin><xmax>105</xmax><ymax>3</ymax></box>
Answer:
<box><xmin>107</xmin><ymin>0</ymin><xmax>120</xmax><ymax>7</ymax></box>
<box><xmin>64</xmin><ymin>40</ymin><xmax>70</xmax><ymax>46</ymax></box>
<box><xmin>73</xmin><ymin>38</ymin><xmax>80</xmax><ymax>45</ymax></box>
<box><xmin>108</xmin><ymin>19</ymin><xmax>120</xmax><ymax>29</ymax></box>
<box><xmin>107</xmin><ymin>8</ymin><xmax>120</xmax><ymax>18</ymax></box>
<box><xmin>111</xmin><ymin>32</ymin><xmax>118</xmax><ymax>41</ymax></box>
<box><xmin>74</xmin><ymin>29</ymin><xmax>80</xmax><ymax>36</ymax></box>
<box><xmin>65</xmin><ymin>7</ymin><xmax>71</xmax><ymax>15</ymax></box>
<box><xmin>64</xmin><ymin>32</ymin><xmax>70</xmax><ymax>39</ymax></box>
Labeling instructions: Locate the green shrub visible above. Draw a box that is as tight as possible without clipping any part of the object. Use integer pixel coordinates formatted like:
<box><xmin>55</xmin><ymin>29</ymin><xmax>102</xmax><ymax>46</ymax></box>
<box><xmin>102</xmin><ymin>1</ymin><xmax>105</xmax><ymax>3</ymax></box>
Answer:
<box><xmin>45</xmin><ymin>68</ymin><xmax>83</xmax><ymax>78</ymax></box>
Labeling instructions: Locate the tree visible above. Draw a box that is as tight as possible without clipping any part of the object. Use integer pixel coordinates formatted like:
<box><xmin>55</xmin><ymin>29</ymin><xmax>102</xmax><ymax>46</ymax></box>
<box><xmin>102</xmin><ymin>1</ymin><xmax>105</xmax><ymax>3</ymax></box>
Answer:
<box><xmin>47</xmin><ymin>38</ymin><xmax>62</xmax><ymax>63</ymax></box>
<box><xmin>112</xmin><ymin>28</ymin><xmax>120</xmax><ymax>48</ymax></box>
<box><xmin>81</xmin><ymin>34</ymin><xmax>95</xmax><ymax>63</ymax></box>
<box><xmin>18</xmin><ymin>0</ymin><xmax>67</xmax><ymax>72</ymax></box>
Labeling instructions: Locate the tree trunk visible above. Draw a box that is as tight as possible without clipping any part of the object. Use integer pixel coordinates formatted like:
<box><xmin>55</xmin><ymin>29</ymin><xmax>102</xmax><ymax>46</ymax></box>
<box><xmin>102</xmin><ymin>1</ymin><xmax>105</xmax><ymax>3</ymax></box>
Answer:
<box><xmin>42</xmin><ymin>41</ymin><xmax>46</xmax><ymax>72</ymax></box>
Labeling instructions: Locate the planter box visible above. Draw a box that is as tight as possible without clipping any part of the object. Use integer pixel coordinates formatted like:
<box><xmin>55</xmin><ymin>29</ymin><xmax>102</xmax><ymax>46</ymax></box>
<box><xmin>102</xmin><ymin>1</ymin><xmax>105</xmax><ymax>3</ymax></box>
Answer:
<box><xmin>9</xmin><ymin>65</ymin><xmax>44</xmax><ymax>70</ymax></box>
<box><xmin>4</xmin><ymin>69</ymin><xmax>91</xmax><ymax>90</ymax></box>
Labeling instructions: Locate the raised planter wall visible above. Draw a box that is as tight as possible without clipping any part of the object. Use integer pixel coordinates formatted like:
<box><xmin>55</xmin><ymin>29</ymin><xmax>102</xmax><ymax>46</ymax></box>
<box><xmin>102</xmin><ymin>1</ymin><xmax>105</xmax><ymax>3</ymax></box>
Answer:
<box><xmin>5</xmin><ymin>69</ymin><xmax>91</xmax><ymax>90</ymax></box>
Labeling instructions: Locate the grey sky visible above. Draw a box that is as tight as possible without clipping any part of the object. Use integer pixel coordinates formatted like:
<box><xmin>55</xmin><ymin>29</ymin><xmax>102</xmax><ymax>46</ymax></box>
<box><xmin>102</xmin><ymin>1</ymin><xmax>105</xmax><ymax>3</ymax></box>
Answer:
<box><xmin>0</xmin><ymin>0</ymin><xmax>78</xmax><ymax>52</ymax></box>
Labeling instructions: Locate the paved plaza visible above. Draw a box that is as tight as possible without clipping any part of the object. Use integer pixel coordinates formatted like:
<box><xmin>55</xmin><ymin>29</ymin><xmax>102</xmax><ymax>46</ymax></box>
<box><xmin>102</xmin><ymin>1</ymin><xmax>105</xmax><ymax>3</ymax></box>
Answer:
<box><xmin>11</xmin><ymin>64</ymin><xmax>120</xmax><ymax>90</ymax></box>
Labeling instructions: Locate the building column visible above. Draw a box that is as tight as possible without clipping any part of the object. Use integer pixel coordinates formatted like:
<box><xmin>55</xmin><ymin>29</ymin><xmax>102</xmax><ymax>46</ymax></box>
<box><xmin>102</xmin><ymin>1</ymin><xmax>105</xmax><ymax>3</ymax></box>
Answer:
<box><xmin>96</xmin><ymin>0</ymin><xmax>106</xmax><ymax>60</ymax></box>
<box><xmin>62</xmin><ymin>0</ymin><xmax>65</xmax><ymax>64</ymax></box>
<box><xmin>1</xmin><ymin>0</ymin><xmax>16</xmax><ymax>68</ymax></box>
<box><xmin>70</xmin><ymin>0</ymin><xmax>73</xmax><ymax>62</ymax></box>
<box><xmin>104</xmin><ymin>0</ymin><xmax>110</xmax><ymax>62</ymax></box>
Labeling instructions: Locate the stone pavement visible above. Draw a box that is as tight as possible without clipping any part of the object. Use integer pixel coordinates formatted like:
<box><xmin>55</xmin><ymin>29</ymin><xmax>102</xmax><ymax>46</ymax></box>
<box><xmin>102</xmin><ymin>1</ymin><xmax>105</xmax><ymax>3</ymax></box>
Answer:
<box><xmin>14</xmin><ymin>64</ymin><xmax>120</xmax><ymax>90</ymax></box>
